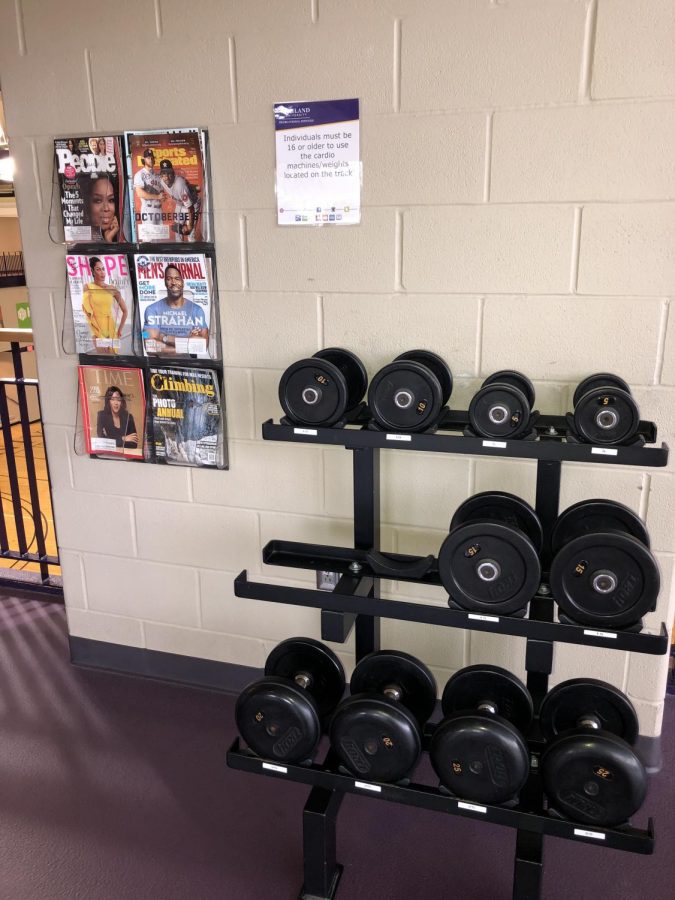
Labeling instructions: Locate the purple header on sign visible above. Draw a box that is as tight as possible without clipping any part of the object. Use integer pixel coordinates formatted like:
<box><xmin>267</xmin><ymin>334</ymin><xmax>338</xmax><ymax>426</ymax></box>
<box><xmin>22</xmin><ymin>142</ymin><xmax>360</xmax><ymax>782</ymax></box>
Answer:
<box><xmin>274</xmin><ymin>98</ymin><xmax>359</xmax><ymax>131</ymax></box>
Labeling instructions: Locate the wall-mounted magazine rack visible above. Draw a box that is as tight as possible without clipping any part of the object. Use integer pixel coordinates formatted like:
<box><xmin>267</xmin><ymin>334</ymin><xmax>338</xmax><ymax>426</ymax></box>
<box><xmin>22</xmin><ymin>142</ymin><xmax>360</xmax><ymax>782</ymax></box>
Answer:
<box><xmin>61</xmin><ymin>244</ymin><xmax>222</xmax><ymax>364</ymax></box>
<box><xmin>74</xmin><ymin>357</ymin><xmax>228</xmax><ymax>470</ymax></box>
<box><xmin>51</xmin><ymin>128</ymin><xmax>220</xmax><ymax>361</ymax></box>
<box><xmin>51</xmin><ymin>130</ymin><xmax>227</xmax><ymax>470</ymax></box>
<box><xmin>49</xmin><ymin>128</ymin><xmax>214</xmax><ymax>248</ymax></box>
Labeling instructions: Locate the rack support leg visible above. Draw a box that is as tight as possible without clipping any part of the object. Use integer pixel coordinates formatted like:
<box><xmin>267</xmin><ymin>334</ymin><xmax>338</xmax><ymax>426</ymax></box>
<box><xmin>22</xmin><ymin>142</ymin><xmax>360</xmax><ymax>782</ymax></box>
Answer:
<box><xmin>352</xmin><ymin>446</ymin><xmax>381</xmax><ymax>661</ymax></box>
<box><xmin>534</xmin><ymin>459</ymin><xmax>561</xmax><ymax>572</ymax></box>
<box><xmin>512</xmin><ymin>830</ymin><xmax>544</xmax><ymax>900</ymax></box>
<box><xmin>299</xmin><ymin>787</ymin><xmax>344</xmax><ymax>900</ymax></box>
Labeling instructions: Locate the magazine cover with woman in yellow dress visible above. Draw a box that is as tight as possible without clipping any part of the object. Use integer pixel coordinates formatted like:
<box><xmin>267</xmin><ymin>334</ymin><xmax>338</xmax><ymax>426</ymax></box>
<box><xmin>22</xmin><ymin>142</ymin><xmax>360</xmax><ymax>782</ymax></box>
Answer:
<box><xmin>66</xmin><ymin>254</ymin><xmax>134</xmax><ymax>354</ymax></box>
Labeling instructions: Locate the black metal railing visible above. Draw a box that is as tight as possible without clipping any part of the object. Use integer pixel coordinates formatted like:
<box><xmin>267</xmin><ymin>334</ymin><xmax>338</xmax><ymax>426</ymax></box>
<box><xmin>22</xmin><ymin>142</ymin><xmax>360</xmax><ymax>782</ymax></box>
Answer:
<box><xmin>0</xmin><ymin>251</ymin><xmax>26</xmax><ymax>287</ymax></box>
<box><xmin>0</xmin><ymin>329</ymin><xmax>61</xmax><ymax>596</ymax></box>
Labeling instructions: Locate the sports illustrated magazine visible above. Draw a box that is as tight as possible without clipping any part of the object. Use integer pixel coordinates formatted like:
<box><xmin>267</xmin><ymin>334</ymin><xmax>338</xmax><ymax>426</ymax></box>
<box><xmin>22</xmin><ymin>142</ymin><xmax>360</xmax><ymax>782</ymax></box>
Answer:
<box><xmin>125</xmin><ymin>128</ymin><xmax>209</xmax><ymax>243</ymax></box>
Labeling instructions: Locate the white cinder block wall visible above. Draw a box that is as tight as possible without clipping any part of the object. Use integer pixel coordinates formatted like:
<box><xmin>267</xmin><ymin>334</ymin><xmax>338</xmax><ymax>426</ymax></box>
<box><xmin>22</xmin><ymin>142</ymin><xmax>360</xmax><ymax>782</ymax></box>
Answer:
<box><xmin>1</xmin><ymin>0</ymin><xmax>674</xmax><ymax>737</ymax></box>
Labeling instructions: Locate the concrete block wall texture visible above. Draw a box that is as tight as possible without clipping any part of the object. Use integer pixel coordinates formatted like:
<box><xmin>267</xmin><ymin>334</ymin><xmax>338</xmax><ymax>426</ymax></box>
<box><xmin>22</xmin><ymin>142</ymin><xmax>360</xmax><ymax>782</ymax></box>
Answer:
<box><xmin>0</xmin><ymin>0</ymin><xmax>673</xmax><ymax>735</ymax></box>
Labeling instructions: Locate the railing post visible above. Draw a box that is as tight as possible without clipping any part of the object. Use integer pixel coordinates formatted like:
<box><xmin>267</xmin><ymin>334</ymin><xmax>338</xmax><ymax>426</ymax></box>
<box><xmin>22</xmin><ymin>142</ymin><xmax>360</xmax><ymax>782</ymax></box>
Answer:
<box><xmin>0</xmin><ymin>329</ymin><xmax>61</xmax><ymax>593</ymax></box>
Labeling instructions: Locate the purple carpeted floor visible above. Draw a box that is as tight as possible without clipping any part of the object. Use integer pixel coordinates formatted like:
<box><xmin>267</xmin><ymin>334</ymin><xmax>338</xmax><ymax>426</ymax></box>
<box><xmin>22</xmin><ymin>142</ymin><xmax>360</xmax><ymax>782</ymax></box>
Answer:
<box><xmin>0</xmin><ymin>593</ymin><xmax>673</xmax><ymax>900</ymax></box>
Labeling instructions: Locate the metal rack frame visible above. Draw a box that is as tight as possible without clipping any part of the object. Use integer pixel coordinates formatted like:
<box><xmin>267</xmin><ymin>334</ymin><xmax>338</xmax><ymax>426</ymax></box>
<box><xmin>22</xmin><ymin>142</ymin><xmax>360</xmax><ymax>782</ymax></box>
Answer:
<box><xmin>228</xmin><ymin>417</ymin><xmax>669</xmax><ymax>900</ymax></box>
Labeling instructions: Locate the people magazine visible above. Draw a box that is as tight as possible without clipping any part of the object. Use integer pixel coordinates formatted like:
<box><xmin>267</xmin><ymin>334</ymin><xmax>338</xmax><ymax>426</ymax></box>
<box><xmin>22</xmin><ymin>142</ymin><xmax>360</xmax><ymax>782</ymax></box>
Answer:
<box><xmin>54</xmin><ymin>135</ymin><xmax>126</xmax><ymax>243</ymax></box>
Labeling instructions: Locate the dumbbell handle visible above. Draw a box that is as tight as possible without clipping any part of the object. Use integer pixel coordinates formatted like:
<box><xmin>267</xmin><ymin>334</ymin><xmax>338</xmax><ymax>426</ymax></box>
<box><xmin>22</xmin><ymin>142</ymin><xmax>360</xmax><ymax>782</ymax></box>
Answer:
<box><xmin>383</xmin><ymin>684</ymin><xmax>402</xmax><ymax>702</ymax></box>
<box><xmin>578</xmin><ymin>715</ymin><xmax>601</xmax><ymax>730</ymax></box>
<box><xmin>294</xmin><ymin>671</ymin><xmax>312</xmax><ymax>690</ymax></box>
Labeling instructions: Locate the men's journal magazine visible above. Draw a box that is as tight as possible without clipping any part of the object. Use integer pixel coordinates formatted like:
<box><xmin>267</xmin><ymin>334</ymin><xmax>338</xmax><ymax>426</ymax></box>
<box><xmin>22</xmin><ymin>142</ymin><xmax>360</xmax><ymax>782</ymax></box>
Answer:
<box><xmin>54</xmin><ymin>136</ymin><xmax>126</xmax><ymax>243</ymax></box>
<box><xmin>78</xmin><ymin>366</ymin><xmax>146</xmax><ymax>460</ymax></box>
<box><xmin>134</xmin><ymin>253</ymin><xmax>213</xmax><ymax>358</ymax></box>
<box><xmin>66</xmin><ymin>254</ymin><xmax>134</xmax><ymax>355</ymax></box>
<box><xmin>125</xmin><ymin>128</ymin><xmax>209</xmax><ymax>243</ymax></box>
<box><xmin>149</xmin><ymin>367</ymin><xmax>222</xmax><ymax>468</ymax></box>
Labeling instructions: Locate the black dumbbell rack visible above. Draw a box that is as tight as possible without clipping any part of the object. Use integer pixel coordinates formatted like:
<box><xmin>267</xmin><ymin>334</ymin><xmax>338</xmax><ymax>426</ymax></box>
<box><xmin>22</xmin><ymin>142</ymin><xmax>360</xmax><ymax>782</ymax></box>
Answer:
<box><xmin>227</xmin><ymin>409</ymin><xmax>669</xmax><ymax>900</ymax></box>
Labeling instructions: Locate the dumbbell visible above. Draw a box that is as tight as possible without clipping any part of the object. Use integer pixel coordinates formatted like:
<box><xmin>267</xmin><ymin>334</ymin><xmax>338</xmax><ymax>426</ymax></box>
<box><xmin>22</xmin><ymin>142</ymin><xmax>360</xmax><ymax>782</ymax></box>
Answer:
<box><xmin>549</xmin><ymin>500</ymin><xmax>659</xmax><ymax>630</ymax></box>
<box><xmin>571</xmin><ymin>373</ymin><xmax>640</xmax><ymax>446</ymax></box>
<box><xmin>236</xmin><ymin>637</ymin><xmax>345</xmax><ymax>763</ymax></box>
<box><xmin>278</xmin><ymin>347</ymin><xmax>367</xmax><ymax>426</ymax></box>
<box><xmin>437</xmin><ymin>492</ymin><xmax>542</xmax><ymax>616</ymax></box>
<box><xmin>430</xmin><ymin>665</ymin><xmax>533</xmax><ymax>804</ymax></box>
<box><xmin>367</xmin><ymin>349</ymin><xmax>453</xmax><ymax>433</ymax></box>
<box><xmin>329</xmin><ymin>650</ymin><xmax>437</xmax><ymax>783</ymax></box>
<box><xmin>539</xmin><ymin>679</ymin><xmax>647</xmax><ymax>827</ymax></box>
<box><xmin>468</xmin><ymin>370</ymin><xmax>536</xmax><ymax>440</ymax></box>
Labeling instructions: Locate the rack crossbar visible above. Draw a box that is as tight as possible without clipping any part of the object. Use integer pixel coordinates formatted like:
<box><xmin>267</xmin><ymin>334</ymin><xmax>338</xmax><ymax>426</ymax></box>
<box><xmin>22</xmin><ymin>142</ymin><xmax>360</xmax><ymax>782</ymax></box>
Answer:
<box><xmin>235</xmin><ymin>570</ymin><xmax>668</xmax><ymax>655</ymax></box>
<box><xmin>262</xmin><ymin>420</ymin><xmax>668</xmax><ymax>467</ymax></box>
<box><xmin>226</xmin><ymin>739</ymin><xmax>655</xmax><ymax>855</ymax></box>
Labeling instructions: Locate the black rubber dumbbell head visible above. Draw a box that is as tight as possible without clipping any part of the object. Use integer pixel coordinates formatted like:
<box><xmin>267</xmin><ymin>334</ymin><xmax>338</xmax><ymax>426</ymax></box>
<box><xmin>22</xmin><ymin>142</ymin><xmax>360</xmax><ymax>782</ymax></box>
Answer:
<box><xmin>430</xmin><ymin>665</ymin><xmax>533</xmax><ymax>804</ymax></box>
<box><xmin>314</xmin><ymin>348</ymin><xmax>368</xmax><ymax>413</ymax></box>
<box><xmin>236</xmin><ymin>638</ymin><xmax>345</xmax><ymax>763</ymax></box>
<box><xmin>572</xmin><ymin>373</ymin><xmax>639</xmax><ymax>446</ymax></box>
<box><xmin>549</xmin><ymin>531</ymin><xmax>659</xmax><ymax>629</ymax></box>
<box><xmin>451</xmin><ymin>491</ymin><xmax>544</xmax><ymax>556</ymax></box>
<box><xmin>279</xmin><ymin>348</ymin><xmax>367</xmax><ymax>427</ymax></box>
<box><xmin>438</xmin><ymin>521</ymin><xmax>541</xmax><ymax>616</ymax></box>
<box><xmin>330</xmin><ymin>650</ymin><xmax>437</xmax><ymax>783</ymax></box>
<box><xmin>539</xmin><ymin>679</ymin><xmax>639</xmax><ymax>744</ymax></box>
<box><xmin>483</xmin><ymin>370</ymin><xmax>536</xmax><ymax>410</ymax></box>
<box><xmin>550</xmin><ymin>499</ymin><xmax>650</xmax><ymax>558</ymax></box>
<box><xmin>573</xmin><ymin>374</ymin><xmax>632</xmax><ymax>410</ymax></box>
<box><xmin>539</xmin><ymin>679</ymin><xmax>647</xmax><ymax>827</ymax></box>
<box><xmin>468</xmin><ymin>370</ymin><xmax>535</xmax><ymax>440</ymax></box>
<box><xmin>368</xmin><ymin>349</ymin><xmax>452</xmax><ymax>433</ymax></box>
<box><xmin>395</xmin><ymin>350</ymin><xmax>453</xmax><ymax>406</ymax></box>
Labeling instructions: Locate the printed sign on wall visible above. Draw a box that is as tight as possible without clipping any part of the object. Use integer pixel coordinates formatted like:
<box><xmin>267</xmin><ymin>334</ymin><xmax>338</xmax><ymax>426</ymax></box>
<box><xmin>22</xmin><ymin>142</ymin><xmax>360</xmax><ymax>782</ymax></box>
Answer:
<box><xmin>274</xmin><ymin>98</ymin><xmax>360</xmax><ymax>226</ymax></box>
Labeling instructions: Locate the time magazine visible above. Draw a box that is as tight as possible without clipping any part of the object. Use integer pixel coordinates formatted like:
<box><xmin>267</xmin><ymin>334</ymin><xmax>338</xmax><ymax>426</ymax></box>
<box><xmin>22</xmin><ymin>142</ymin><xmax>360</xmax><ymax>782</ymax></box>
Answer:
<box><xmin>78</xmin><ymin>365</ymin><xmax>146</xmax><ymax>459</ymax></box>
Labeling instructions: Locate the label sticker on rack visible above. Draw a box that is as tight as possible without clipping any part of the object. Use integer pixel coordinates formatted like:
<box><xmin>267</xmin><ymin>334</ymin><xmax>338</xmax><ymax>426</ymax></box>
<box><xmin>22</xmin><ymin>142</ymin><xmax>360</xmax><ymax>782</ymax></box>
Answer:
<box><xmin>355</xmin><ymin>781</ymin><xmax>382</xmax><ymax>793</ymax></box>
<box><xmin>583</xmin><ymin>629</ymin><xmax>618</xmax><ymax>640</ymax></box>
<box><xmin>591</xmin><ymin>447</ymin><xmax>618</xmax><ymax>456</ymax></box>
<box><xmin>386</xmin><ymin>434</ymin><xmax>412</xmax><ymax>442</ymax></box>
<box><xmin>458</xmin><ymin>801</ymin><xmax>487</xmax><ymax>814</ymax></box>
<box><xmin>574</xmin><ymin>829</ymin><xmax>605</xmax><ymax>841</ymax></box>
<box><xmin>262</xmin><ymin>763</ymin><xmax>288</xmax><ymax>774</ymax></box>
<box><xmin>294</xmin><ymin>428</ymin><xmax>318</xmax><ymax>436</ymax></box>
<box><xmin>468</xmin><ymin>613</ymin><xmax>500</xmax><ymax>623</ymax></box>
<box><xmin>482</xmin><ymin>440</ymin><xmax>507</xmax><ymax>449</ymax></box>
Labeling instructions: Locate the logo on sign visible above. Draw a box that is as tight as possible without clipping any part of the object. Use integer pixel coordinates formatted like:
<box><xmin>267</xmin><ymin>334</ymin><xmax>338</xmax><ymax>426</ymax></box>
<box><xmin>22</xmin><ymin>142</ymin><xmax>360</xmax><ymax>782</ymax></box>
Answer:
<box><xmin>274</xmin><ymin>104</ymin><xmax>312</xmax><ymax>121</ymax></box>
